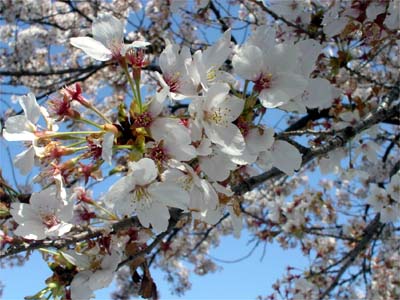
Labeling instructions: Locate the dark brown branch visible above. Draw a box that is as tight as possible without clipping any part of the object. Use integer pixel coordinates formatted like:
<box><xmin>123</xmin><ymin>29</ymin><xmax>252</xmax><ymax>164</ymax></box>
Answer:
<box><xmin>0</xmin><ymin>64</ymin><xmax>106</xmax><ymax>77</ymax></box>
<box><xmin>209</xmin><ymin>1</ymin><xmax>238</xmax><ymax>44</ymax></box>
<box><xmin>57</xmin><ymin>0</ymin><xmax>93</xmax><ymax>23</ymax></box>
<box><xmin>0</xmin><ymin>216</ymin><xmax>139</xmax><ymax>259</ymax></box>
<box><xmin>190</xmin><ymin>213</ymin><xmax>229</xmax><ymax>252</ymax></box>
<box><xmin>117</xmin><ymin>210</ymin><xmax>188</xmax><ymax>270</ymax></box>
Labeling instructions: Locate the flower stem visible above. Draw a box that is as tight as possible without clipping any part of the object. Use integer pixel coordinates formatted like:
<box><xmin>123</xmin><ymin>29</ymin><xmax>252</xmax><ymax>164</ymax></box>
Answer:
<box><xmin>135</xmin><ymin>77</ymin><xmax>143</xmax><ymax>113</ymax></box>
<box><xmin>114</xmin><ymin>145</ymin><xmax>135</xmax><ymax>150</ymax></box>
<box><xmin>77</xmin><ymin>117</ymin><xmax>104</xmax><ymax>129</ymax></box>
<box><xmin>89</xmin><ymin>105</ymin><xmax>113</xmax><ymax>124</ymax></box>
<box><xmin>45</xmin><ymin>131</ymin><xmax>103</xmax><ymax>138</ymax></box>
<box><xmin>69</xmin><ymin>146</ymin><xmax>88</xmax><ymax>153</ymax></box>
<box><xmin>243</xmin><ymin>80</ymin><xmax>249</xmax><ymax>100</ymax></box>
<box><xmin>121</xmin><ymin>59</ymin><xmax>142</xmax><ymax>113</ymax></box>
<box><xmin>90</xmin><ymin>201</ymin><xmax>118</xmax><ymax>220</ymax></box>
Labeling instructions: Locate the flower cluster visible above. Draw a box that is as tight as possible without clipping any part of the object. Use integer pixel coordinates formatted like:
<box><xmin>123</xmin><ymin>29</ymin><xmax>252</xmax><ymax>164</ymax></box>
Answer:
<box><xmin>1</xmin><ymin>2</ymin><xmax>399</xmax><ymax>300</ymax></box>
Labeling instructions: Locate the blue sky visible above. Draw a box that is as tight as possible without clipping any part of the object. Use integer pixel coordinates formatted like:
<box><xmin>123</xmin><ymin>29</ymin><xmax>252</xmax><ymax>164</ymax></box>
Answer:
<box><xmin>0</xmin><ymin>233</ymin><xmax>307</xmax><ymax>299</ymax></box>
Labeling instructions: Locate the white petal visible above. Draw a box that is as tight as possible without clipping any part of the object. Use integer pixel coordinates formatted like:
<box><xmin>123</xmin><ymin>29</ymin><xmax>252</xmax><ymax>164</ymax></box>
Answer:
<box><xmin>202</xmin><ymin>207</ymin><xmax>224</xmax><ymax>225</ymax></box>
<box><xmin>202</xmin><ymin>29</ymin><xmax>231</xmax><ymax>69</ymax></box>
<box><xmin>165</xmin><ymin>138</ymin><xmax>196</xmax><ymax>161</ymax></box>
<box><xmin>47</xmin><ymin>222</ymin><xmax>73</xmax><ymax>237</ymax></box>
<box><xmin>199</xmin><ymin>151</ymin><xmax>235</xmax><ymax>182</ymax></box>
<box><xmin>199</xmin><ymin>179</ymin><xmax>218</xmax><ymax>210</ymax></box>
<box><xmin>121</xmin><ymin>41</ymin><xmax>151</xmax><ymax>55</ymax></box>
<box><xmin>92</xmin><ymin>14</ymin><xmax>124</xmax><ymax>48</ymax></box>
<box><xmin>70</xmin><ymin>37</ymin><xmax>113</xmax><ymax>61</ymax></box>
<box><xmin>30</xmin><ymin>186</ymin><xmax>64</xmax><ymax>213</ymax></box>
<box><xmin>246</xmin><ymin>127</ymin><xmax>275</xmax><ymax>154</ymax></box>
<box><xmin>248</xmin><ymin>25</ymin><xmax>276</xmax><ymax>50</ymax></box>
<box><xmin>260</xmin><ymin>72</ymin><xmax>307</xmax><ymax>108</ymax></box>
<box><xmin>3</xmin><ymin>115</ymin><xmax>35</xmax><ymax>141</ymax></box>
<box><xmin>88</xmin><ymin>268</ymin><xmax>115</xmax><ymax>290</ymax></box>
<box><xmin>102</xmin><ymin>132</ymin><xmax>114</xmax><ymax>165</ymax></box>
<box><xmin>14</xmin><ymin>146</ymin><xmax>35</xmax><ymax>175</ymax></box>
<box><xmin>302</xmin><ymin>78</ymin><xmax>333</xmax><ymax>109</ymax></box>
<box><xmin>10</xmin><ymin>203</ymin><xmax>41</xmax><ymax>224</ymax></box>
<box><xmin>60</xmin><ymin>250</ymin><xmax>91</xmax><ymax>268</ymax></box>
<box><xmin>149</xmin><ymin>182</ymin><xmax>190</xmax><ymax>210</ymax></box>
<box><xmin>71</xmin><ymin>271</ymin><xmax>94</xmax><ymax>300</ymax></box>
<box><xmin>129</xmin><ymin>158</ymin><xmax>157</xmax><ymax>186</ymax></box>
<box><xmin>196</xmin><ymin>138</ymin><xmax>212</xmax><ymax>156</ymax></box>
<box><xmin>138</xmin><ymin>202</ymin><xmax>170</xmax><ymax>234</ymax></box>
<box><xmin>14</xmin><ymin>221</ymin><xmax>46</xmax><ymax>240</ymax></box>
<box><xmin>213</xmin><ymin>182</ymin><xmax>234</xmax><ymax>196</ymax></box>
<box><xmin>232</xmin><ymin>45</ymin><xmax>263</xmax><ymax>80</ymax></box>
<box><xmin>19</xmin><ymin>93</ymin><xmax>41</xmax><ymax>124</ymax></box>
<box><xmin>58</xmin><ymin>201</ymin><xmax>74</xmax><ymax>223</ymax></box>
<box><xmin>204</xmin><ymin>123</ymin><xmax>245</xmax><ymax>155</ymax></box>
<box><xmin>148</xmin><ymin>91</ymin><xmax>167</xmax><ymax>117</ymax></box>
<box><xmin>205</xmin><ymin>83</ymin><xmax>230</xmax><ymax>111</ymax></box>
<box><xmin>217</xmin><ymin>95</ymin><xmax>244</xmax><ymax>123</ymax></box>
<box><xmin>159</xmin><ymin>44</ymin><xmax>179</xmax><ymax>73</ymax></box>
<box><xmin>150</xmin><ymin>118</ymin><xmax>187</xmax><ymax>141</ymax></box>
<box><xmin>105</xmin><ymin>175</ymin><xmax>134</xmax><ymax>209</ymax></box>
<box><xmin>271</xmin><ymin>140</ymin><xmax>302</xmax><ymax>176</ymax></box>
<box><xmin>295</xmin><ymin>39</ymin><xmax>322</xmax><ymax>76</ymax></box>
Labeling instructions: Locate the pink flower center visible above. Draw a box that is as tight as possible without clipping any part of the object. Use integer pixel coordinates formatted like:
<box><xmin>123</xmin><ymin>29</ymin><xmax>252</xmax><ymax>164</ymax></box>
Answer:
<box><xmin>149</xmin><ymin>144</ymin><xmax>168</xmax><ymax>162</ymax></box>
<box><xmin>86</xmin><ymin>138</ymin><xmax>102</xmax><ymax>160</ymax></box>
<box><xmin>164</xmin><ymin>73</ymin><xmax>181</xmax><ymax>93</ymax></box>
<box><xmin>133</xmin><ymin>111</ymin><xmax>153</xmax><ymax>128</ymax></box>
<box><xmin>253</xmin><ymin>73</ymin><xmax>273</xmax><ymax>93</ymax></box>
<box><xmin>42</xmin><ymin>214</ymin><xmax>60</xmax><ymax>229</ymax></box>
<box><xmin>126</xmin><ymin>48</ymin><xmax>147</xmax><ymax>68</ymax></box>
<box><xmin>108</xmin><ymin>40</ymin><xmax>123</xmax><ymax>59</ymax></box>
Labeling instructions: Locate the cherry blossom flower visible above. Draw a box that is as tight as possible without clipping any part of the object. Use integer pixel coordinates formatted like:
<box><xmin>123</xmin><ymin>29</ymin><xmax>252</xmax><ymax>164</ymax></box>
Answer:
<box><xmin>367</xmin><ymin>184</ymin><xmax>399</xmax><ymax>223</ymax></box>
<box><xmin>258</xmin><ymin>139</ymin><xmax>302</xmax><ymax>176</ymax></box>
<box><xmin>388</xmin><ymin>173</ymin><xmax>400</xmax><ymax>202</ymax></box>
<box><xmin>10</xmin><ymin>186</ymin><xmax>73</xmax><ymax>240</ymax></box>
<box><xmin>65</xmin><ymin>240</ymin><xmax>124</xmax><ymax>300</ymax></box>
<box><xmin>146</xmin><ymin>95</ymin><xmax>196</xmax><ymax>162</ymax></box>
<box><xmin>190</xmin><ymin>29</ymin><xmax>233</xmax><ymax>90</ymax></box>
<box><xmin>106</xmin><ymin>158</ymin><xmax>189</xmax><ymax>233</ymax></box>
<box><xmin>291</xmin><ymin>278</ymin><xmax>318</xmax><ymax>299</ymax></box>
<box><xmin>198</xmin><ymin>145</ymin><xmax>237</xmax><ymax>182</ymax></box>
<box><xmin>163</xmin><ymin>161</ymin><xmax>220</xmax><ymax>216</ymax></box>
<box><xmin>231</xmin><ymin>126</ymin><xmax>275</xmax><ymax>165</ymax></box>
<box><xmin>156</xmin><ymin>43</ymin><xmax>196</xmax><ymax>100</ymax></box>
<box><xmin>3</xmin><ymin>93</ymin><xmax>53</xmax><ymax>174</ymax></box>
<box><xmin>70</xmin><ymin>14</ymin><xmax>149</xmax><ymax>61</ymax></box>
<box><xmin>189</xmin><ymin>83</ymin><xmax>245</xmax><ymax>155</ymax></box>
<box><xmin>232</xmin><ymin>27</ymin><xmax>308</xmax><ymax>108</ymax></box>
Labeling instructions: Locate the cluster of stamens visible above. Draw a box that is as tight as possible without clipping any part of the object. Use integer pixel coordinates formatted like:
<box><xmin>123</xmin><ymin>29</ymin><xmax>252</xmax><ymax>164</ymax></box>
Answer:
<box><xmin>133</xmin><ymin>111</ymin><xmax>153</xmax><ymax>128</ymax></box>
<box><xmin>205</xmin><ymin>107</ymin><xmax>230</xmax><ymax>126</ymax></box>
<box><xmin>149</xmin><ymin>144</ymin><xmax>168</xmax><ymax>162</ymax></box>
<box><xmin>253</xmin><ymin>73</ymin><xmax>273</xmax><ymax>93</ymax></box>
<box><xmin>164</xmin><ymin>73</ymin><xmax>181</xmax><ymax>93</ymax></box>
<box><xmin>41</xmin><ymin>214</ymin><xmax>60</xmax><ymax>229</ymax></box>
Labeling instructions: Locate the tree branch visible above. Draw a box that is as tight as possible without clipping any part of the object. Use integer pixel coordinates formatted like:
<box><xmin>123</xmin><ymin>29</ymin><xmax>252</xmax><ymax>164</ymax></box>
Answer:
<box><xmin>318</xmin><ymin>214</ymin><xmax>382</xmax><ymax>300</ymax></box>
<box><xmin>233</xmin><ymin>83</ymin><xmax>400</xmax><ymax>195</ymax></box>
<box><xmin>248</xmin><ymin>0</ymin><xmax>322</xmax><ymax>38</ymax></box>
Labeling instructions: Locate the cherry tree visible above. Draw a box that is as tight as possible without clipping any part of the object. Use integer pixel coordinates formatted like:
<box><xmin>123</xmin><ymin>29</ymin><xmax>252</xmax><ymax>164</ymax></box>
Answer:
<box><xmin>0</xmin><ymin>1</ymin><xmax>399</xmax><ymax>299</ymax></box>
